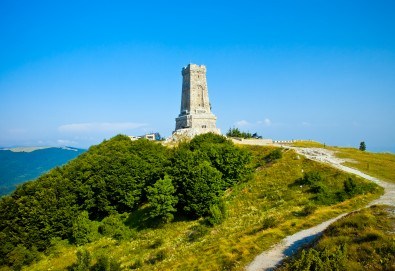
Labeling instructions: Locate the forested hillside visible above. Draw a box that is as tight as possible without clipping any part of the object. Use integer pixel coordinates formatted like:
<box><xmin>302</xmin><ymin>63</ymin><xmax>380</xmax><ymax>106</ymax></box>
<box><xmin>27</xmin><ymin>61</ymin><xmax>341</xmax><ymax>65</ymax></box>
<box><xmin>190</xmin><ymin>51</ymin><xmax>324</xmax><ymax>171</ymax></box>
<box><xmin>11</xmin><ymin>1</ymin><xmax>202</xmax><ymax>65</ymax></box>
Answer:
<box><xmin>0</xmin><ymin>134</ymin><xmax>382</xmax><ymax>270</ymax></box>
<box><xmin>0</xmin><ymin>134</ymin><xmax>251</xmax><ymax>270</ymax></box>
<box><xmin>0</xmin><ymin>147</ymin><xmax>85</xmax><ymax>196</ymax></box>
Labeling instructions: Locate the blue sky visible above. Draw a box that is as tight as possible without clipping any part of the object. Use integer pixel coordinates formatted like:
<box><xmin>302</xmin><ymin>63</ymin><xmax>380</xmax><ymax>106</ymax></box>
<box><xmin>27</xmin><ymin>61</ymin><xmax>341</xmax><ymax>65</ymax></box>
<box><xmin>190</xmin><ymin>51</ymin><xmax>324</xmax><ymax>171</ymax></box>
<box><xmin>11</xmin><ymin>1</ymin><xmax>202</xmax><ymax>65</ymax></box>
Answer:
<box><xmin>1</xmin><ymin>1</ymin><xmax>394</xmax><ymax>152</ymax></box>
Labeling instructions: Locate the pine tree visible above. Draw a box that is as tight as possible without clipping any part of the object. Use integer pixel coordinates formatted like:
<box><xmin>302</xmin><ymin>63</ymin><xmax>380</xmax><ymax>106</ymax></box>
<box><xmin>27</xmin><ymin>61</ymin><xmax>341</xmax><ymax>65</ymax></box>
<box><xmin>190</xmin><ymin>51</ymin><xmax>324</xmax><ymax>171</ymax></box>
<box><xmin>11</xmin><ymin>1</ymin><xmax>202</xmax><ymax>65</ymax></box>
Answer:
<box><xmin>359</xmin><ymin>141</ymin><xmax>366</xmax><ymax>151</ymax></box>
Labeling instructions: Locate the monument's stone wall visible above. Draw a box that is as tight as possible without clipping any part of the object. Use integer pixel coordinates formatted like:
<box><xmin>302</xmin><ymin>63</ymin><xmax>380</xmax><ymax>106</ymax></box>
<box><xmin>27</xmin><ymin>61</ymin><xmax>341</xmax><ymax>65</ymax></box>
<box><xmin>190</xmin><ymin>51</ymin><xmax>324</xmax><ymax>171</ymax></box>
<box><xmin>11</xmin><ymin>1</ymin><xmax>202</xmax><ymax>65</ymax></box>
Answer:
<box><xmin>174</xmin><ymin>64</ymin><xmax>220</xmax><ymax>136</ymax></box>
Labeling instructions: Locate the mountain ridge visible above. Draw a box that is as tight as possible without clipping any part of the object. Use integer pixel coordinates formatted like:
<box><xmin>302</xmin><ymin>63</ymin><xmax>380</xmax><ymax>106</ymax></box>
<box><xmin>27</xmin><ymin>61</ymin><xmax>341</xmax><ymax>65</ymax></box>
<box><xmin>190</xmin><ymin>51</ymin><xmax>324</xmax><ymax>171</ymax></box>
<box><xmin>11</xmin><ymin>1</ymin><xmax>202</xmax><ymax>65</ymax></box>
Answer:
<box><xmin>0</xmin><ymin>146</ymin><xmax>86</xmax><ymax>196</ymax></box>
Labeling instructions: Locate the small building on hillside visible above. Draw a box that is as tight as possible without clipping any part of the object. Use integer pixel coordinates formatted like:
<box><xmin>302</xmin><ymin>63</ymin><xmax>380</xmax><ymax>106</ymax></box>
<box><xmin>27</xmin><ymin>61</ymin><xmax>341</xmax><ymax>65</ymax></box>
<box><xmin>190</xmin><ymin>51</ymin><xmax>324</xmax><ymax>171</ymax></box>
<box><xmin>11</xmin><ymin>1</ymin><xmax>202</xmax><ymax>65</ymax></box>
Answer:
<box><xmin>129</xmin><ymin>133</ymin><xmax>161</xmax><ymax>141</ymax></box>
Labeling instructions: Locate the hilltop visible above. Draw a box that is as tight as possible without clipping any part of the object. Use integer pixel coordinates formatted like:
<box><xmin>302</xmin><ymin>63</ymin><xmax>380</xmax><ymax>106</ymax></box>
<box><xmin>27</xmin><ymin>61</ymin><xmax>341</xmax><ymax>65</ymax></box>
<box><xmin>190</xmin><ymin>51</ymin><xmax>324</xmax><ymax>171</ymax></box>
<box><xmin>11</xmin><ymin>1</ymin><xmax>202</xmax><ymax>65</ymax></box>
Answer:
<box><xmin>0</xmin><ymin>135</ymin><xmax>386</xmax><ymax>270</ymax></box>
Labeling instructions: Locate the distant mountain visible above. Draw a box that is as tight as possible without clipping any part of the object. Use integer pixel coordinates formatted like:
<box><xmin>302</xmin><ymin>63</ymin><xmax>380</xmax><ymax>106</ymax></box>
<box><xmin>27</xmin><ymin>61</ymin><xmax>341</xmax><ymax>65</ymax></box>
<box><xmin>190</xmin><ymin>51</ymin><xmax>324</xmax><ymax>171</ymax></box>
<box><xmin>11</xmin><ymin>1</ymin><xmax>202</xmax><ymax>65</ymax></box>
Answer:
<box><xmin>0</xmin><ymin>146</ymin><xmax>85</xmax><ymax>196</ymax></box>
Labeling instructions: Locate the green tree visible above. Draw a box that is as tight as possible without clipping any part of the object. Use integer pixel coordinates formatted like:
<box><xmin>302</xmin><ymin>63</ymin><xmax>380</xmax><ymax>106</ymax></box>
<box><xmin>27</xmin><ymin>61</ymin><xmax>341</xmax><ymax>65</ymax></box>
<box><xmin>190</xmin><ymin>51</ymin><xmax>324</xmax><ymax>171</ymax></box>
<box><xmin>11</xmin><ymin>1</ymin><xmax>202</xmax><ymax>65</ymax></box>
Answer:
<box><xmin>147</xmin><ymin>175</ymin><xmax>178</xmax><ymax>223</ymax></box>
<box><xmin>71</xmin><ymin>211</ymin><xmax>94</xmax><ymax>245</ymax></box>
<box><xmin>359</xmin><ymin>141</ymin><xmax>366</xmax><ymax>151</ymax></box>
<box><xmin>179</xmin><ymin>161</ymin><xmax>224</xmax><ymax>217</ymax></box>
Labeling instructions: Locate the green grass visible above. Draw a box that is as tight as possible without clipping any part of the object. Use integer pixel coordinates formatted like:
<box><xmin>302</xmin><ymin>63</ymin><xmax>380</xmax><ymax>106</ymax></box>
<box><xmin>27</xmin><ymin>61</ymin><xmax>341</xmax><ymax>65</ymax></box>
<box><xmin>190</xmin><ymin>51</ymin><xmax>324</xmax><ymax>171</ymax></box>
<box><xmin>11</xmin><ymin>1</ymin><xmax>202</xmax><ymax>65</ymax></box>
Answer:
<box><xmin>291</xmin><ymin>140</ymin><xmax>395</xmax><ymax>184</ymax></box>
<box><xmin>291</xmin><ymin>140</ymin><xmax>326</xmax><ymax>148</ymax></box>
<box><xmin>22</xmin><ymin>146</ymin><xmax>383</xmax><ymax>271</ymax></box>
<box><xmin>276</xmin><ymin>205</ymin><xmax>395</xmax><ymax>271</ymax></box>
<box><xmin>330</xmin><ymin>147</ymin><xmax>395</xmax><ymax>184</ymax></box>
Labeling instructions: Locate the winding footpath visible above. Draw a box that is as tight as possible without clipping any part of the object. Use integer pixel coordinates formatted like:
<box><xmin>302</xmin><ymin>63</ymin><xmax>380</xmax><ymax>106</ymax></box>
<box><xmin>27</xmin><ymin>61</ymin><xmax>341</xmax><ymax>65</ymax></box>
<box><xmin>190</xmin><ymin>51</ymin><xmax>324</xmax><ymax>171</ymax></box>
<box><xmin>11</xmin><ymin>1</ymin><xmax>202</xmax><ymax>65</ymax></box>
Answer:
<box><xmin>245</xmin><ymin>147</ymin><xmax>395</xmax><ymax>271</ymax></box>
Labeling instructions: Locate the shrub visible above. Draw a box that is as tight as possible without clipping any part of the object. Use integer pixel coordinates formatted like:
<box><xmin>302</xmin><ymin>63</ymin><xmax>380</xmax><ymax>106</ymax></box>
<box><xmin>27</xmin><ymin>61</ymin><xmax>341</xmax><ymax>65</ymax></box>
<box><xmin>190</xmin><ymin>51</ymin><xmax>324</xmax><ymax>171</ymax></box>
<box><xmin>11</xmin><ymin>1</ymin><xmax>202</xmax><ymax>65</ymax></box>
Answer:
<box><xmin>300</xmin><ymin>171</ymin><xmax>322</xmax><ymax>185</ymax></box>
<box><xmin>147</xmin><ymin>249</ymin><xmax>167</xmax><ymax>264</ymax></box>
<box><xmin>70</xmin><ymin>248</ymin><xmax>91</xmax><ymax>271</ymax></box>
<box><xmin>265</xmin><ymin>149</ymin><xmax>283</xmax><ymax>163</ymax></box>
<box><xmin>98</xmin><ymin>214</ymin><xmax>134</xmax><ymax>241</ymax></box>
<box><xmin>261</xmin><ymin>215</ymin><xmax>279</xmax><ymax>230</ymax></box>
<box><xmin>91</xmin><ymin>255</ymin><xmax>121</xmax><ymax>271</ymax></box>
<box><xmin>310</xmin><ymin>182</ymin><xmax>328</xmax><ymax>194</ymax></box>
<box><xmin>187</xmin><ymin>224</ymin><xmax>210</xmax><ymax>242</ymax></box>
<box><xmin>344</xmin><ymin>177</ymin><xmax>358</xmax><ymax>196</ymax></box>
<box><xmin>299</xmin><ymin>205</ymin><xmax>317</xmax><ymax>216</ymax></box>
<box><xmin>207</xmin><ymin>201</ymin><xmax>227</xmax><ymax>226</ymax></box>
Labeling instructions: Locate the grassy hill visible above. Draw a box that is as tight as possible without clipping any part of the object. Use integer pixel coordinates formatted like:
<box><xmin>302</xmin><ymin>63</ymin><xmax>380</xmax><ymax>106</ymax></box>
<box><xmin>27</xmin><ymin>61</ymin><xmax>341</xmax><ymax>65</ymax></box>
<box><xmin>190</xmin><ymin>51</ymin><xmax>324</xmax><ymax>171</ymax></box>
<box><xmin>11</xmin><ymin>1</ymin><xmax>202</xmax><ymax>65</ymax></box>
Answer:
<box><xmin>0</xmin><ymin>135</ymin><xmax>383</xmax><ymax>271</ymax></box>
<box><xmin>0</xmin><ymin>147</ymin><xmax>85</xmax><ymax>196</ymax></box>
<box><xmin>292</xmin><ymin>140</ymin><xmax>395</xmax><ymax>184</ymax></box>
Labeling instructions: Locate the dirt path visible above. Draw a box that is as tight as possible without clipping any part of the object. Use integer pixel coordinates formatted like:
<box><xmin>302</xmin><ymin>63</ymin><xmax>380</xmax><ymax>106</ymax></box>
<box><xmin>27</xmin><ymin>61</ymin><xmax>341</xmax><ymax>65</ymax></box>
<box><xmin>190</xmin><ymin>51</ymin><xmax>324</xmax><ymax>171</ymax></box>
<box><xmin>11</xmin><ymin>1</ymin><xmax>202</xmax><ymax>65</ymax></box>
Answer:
<box><xmin>245</xmin><ymin>147</ymin><xmax>395</xmax><ymax>271</ymax></box>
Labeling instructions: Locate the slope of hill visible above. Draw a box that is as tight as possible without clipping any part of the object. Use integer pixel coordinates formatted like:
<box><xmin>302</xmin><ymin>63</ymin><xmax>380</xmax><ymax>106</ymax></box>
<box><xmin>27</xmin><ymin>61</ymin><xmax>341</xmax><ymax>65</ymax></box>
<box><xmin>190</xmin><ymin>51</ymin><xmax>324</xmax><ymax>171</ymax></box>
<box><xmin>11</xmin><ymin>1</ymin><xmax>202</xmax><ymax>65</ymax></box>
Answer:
<box><xmin>0</xmin><ymin>135</ymin><xmax>383</xmax><ymax>271</ymax></box>
<box><xmin>276</xmin><ymin>204</ymin><xmax>394</xmax><ymax>270</ymax></box>
<box><xmin>0</xmin><ymin>147</ymin><xmax>85</xmax><ymax>196</ymax></box>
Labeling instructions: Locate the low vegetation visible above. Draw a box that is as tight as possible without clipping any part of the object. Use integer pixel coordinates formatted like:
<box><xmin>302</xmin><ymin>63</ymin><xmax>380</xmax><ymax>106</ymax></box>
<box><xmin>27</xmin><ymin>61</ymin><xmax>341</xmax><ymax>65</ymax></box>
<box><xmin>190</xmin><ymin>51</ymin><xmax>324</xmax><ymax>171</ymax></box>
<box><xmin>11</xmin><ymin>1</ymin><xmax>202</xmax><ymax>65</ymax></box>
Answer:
<box><xmin>0</xmin><ymin>135</ymin><xmax>383</xmax><ymax>271</ymax></box>
<box><xmin>292</xmin><ymin>140</ymin><xmax>395</xmax><ymax>184</ymax></box>
<box><xmin>276</xmin><ymin>205</ymin><xmax>395</xmax><ymax>271</ymax></box>
<box><xmin>332</xmin><ymin>147</ymin><xmax>395</xmax><ymax>184</ymax></box>
<box><xmin>291</xmin><ymin>140</ymin><xmax>326</xmax><ymax>148</ymax></box>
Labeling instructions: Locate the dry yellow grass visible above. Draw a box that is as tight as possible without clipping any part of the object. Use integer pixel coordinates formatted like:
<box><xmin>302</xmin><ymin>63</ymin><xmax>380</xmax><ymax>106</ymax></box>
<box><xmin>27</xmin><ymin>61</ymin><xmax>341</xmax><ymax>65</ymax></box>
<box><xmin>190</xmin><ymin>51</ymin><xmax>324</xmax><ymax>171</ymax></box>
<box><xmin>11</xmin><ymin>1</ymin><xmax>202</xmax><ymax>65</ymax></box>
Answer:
<box><xmin>331</xmin><ymin>147</ymin><xmax>395</xmax><ymax>184</ymax></box>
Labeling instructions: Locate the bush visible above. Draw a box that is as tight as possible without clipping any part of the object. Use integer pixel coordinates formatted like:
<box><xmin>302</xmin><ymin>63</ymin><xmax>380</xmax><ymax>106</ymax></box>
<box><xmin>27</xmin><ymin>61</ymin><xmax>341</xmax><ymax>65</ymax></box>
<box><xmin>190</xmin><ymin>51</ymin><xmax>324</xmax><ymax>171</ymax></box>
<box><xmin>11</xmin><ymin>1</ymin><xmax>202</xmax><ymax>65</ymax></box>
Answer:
<box><xmin>265</xmin><ymin>149</ymin><xmax>282</xmax><ymax>163</ymax></box>
<box><xmin>310</xmin><ymin>182</ymin><xmax>328</xmax><ymax>194</ymax></box>
<box><xmin>98</xmin><ymin>214</ymin><xmax>134</xmax><ymax>241</ymax></box>
<box><xmin>187</xmin><ymin>224</ymin><xmax>210</xmax><ymax>242</ymax></box>
<box><xmin>344</xmin><ymin>177</ymin><xmax>358</xmax><ymax>196</ymax></box>
<box><xmin>70</xmin><ymin>248</ymin><xmax>91</xmax><ymax>271</ymax></box>
<box><xmin>147</xmin><ymin>249</ymin><xmax>167</xmax><ymax>264</ymax></box>
<box><xmin>300</xmin><ymin>171</ymin><xmax>322</xmax><ymax>185</ymax></box>
<box><xmin>300</xmin><ymin>205</ymin><xmax>317</xmax><ymax>216</ymax></box>
<box><xmin>91</xmin><ymin>255</ymin><xmax>121</xmax><ymax>271</ymax></box>
<box><xmin>261</xmin><ymin>215</ymin><xmax>279</xmax><ymax>230</ymax></box>
<box><xmin>207</xmin><ymin>201</ymin><xmax>227</xmax><ymax>226</ymax></box>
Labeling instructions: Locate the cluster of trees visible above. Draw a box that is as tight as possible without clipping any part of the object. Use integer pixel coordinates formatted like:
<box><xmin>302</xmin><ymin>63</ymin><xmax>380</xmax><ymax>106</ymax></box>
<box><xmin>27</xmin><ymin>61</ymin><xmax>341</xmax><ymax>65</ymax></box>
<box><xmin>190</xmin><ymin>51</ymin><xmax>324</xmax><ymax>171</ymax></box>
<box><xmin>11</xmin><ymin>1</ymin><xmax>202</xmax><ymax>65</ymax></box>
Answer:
<box><xmin>226</xmin><ymin>127</ymin><xmax>261</xmax><ymax>139</ymax></box>
<box><xmin>0</xmin><ymin>133</ymin><xmax>252</xmax><ymax>269</ymax></box>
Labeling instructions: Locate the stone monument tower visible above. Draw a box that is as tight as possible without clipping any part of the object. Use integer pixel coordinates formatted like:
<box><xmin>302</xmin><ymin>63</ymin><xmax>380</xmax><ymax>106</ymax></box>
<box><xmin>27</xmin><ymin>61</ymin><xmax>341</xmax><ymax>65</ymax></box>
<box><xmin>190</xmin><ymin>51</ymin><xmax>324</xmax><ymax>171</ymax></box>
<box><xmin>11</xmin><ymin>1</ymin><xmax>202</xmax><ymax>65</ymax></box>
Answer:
<box><xmin>174</xmin><ymin>64</ymin><xmax>220</xmax><ymax>137</ymax></box>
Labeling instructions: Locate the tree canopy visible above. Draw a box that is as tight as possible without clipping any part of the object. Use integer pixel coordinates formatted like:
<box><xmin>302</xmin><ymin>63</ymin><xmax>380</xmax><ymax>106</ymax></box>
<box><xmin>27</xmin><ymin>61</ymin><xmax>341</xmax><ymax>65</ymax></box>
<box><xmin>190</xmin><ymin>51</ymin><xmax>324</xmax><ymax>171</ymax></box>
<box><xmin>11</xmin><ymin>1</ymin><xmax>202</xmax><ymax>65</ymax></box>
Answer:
<box><xmin>0</xmin><ymin>133</ymin><xmax>252</xmax><ymax>269</ymax></box>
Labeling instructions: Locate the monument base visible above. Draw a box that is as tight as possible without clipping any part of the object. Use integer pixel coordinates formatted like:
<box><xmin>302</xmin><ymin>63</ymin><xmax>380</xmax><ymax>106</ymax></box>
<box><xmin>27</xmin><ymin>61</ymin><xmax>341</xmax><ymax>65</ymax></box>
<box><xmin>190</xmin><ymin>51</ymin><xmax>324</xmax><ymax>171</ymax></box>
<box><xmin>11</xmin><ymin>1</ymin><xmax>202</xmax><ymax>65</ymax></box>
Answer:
<box><xmin>170</xmin><ymin>127</ymin><xmax>221</xmax><ymax>141</ymax></box>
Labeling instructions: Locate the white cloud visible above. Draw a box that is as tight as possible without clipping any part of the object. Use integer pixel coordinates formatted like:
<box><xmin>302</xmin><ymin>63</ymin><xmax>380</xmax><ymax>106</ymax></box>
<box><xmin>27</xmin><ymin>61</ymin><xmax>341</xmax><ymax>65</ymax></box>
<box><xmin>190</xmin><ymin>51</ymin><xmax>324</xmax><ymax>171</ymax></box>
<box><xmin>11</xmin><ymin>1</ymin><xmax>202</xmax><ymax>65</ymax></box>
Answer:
<box><xmin>234</xmin><ymin>120</ymin><xmax>250</xmax><ymax>127</ymax></box>
<box><xmin>302</xmin><ymin>121</ymin><xmax>311</xmax><ymax>127</ymax></box>
<box><xmin>257</xmin><ymin>118</ymin><xmax>272</xmax><ymax>126</ymax></box>
<box><xmin>263</xmin><ymin>118</ymin><xmax>272</xmax><ymax>126</ymax></box>
<box><xmin>58</xmin><ymin>122</ymin><xmax>147</xmax><ymax>133</ymax></box>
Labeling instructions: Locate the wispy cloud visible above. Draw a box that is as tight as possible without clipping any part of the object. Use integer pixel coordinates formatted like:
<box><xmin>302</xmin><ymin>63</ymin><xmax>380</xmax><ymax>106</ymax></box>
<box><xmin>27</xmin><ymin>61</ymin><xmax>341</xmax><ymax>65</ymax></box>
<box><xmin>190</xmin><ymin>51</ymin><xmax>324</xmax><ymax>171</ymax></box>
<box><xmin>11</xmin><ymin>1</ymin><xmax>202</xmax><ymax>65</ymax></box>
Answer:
<box><xmin>263</xmin><ymin>118</ymin><xmax>272</xmax><ymax>126</ymax></box>
<box><xmin>58</xmin><ymin>122</ymin><xmax>147</xmax><ymax>133</ymax></box>
<box><xmin>234</xmin><ymin>120</ymin><xmax>250</xmax><ymax>127</ymax></box>
<box><xmin>256</xmin><ymin>118</ymin><xmax>272</xmax><ymax>126</ymax></box>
